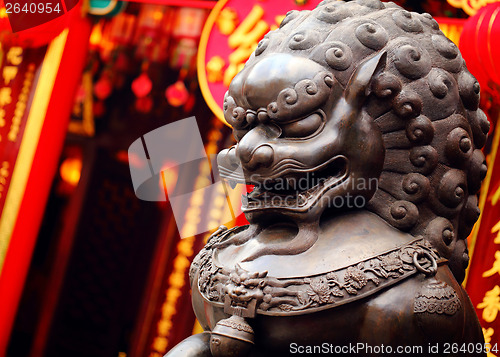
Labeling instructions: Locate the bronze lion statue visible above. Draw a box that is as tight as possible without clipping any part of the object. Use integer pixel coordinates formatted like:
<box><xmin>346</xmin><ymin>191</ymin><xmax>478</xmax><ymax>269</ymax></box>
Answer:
<box><xmin>167</xmin><ymin>0</ymin><xmax>489</xmax><ymax>356</ymax></box>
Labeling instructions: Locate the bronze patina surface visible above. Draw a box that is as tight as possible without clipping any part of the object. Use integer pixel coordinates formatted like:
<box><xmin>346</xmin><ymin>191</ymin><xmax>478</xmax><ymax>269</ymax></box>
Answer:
<box><xmin>167</xmin><ymin>0</ymin><xmax>488</xmax><ymax>355</ymax></box>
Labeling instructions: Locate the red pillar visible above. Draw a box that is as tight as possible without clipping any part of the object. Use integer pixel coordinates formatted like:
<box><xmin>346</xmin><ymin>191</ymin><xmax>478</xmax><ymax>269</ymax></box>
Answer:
<box><xmin>0</xmin><ymin>11</ymin><xmax>92</xmax><ymax>355</ymax></box>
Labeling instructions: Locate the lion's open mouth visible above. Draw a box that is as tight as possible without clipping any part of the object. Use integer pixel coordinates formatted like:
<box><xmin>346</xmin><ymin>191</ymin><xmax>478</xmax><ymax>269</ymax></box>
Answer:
<box><xmin>219</xmin><ymin>156</ymin><xmax>349</xmax><ymax>212</ymax></box>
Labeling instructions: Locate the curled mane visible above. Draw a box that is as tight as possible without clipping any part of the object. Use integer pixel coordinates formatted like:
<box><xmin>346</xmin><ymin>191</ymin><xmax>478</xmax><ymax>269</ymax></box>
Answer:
<box><xmin>244</xmin><ymin>0</ymin><xmax>489</xmax><ymax>282</ymax></box>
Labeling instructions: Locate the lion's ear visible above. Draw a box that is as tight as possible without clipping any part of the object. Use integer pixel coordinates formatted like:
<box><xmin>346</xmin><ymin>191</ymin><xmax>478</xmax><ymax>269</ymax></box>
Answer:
<box><xmin>344</xmin><ymin>51</ymin><xmax>387</xmax><ymax>106</ymax></box>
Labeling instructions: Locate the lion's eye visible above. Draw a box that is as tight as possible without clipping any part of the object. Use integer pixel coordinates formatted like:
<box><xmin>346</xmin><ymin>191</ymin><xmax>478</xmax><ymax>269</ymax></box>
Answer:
<box><xmin>280</xmin><ymin>113</ymin><xmax>323</xmax><ymax>138</ymax></box>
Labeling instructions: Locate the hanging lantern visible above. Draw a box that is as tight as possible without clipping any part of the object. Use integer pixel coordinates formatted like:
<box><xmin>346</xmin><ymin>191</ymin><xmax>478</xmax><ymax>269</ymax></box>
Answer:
<box><xmin>94</xmin><ymin>74</ymin><xmax>113</xmax><ymax>100</ymax></box>
<box><xmin>59</xmin><ymin>157</ymin><xmax>82</xmax><ymax>187</ymax></box>
<box><xmin>132</xmin><ymin>72</ymin><xmax>153</xmax><ymax>98</ymax></box>
<box><xmin>459</xmin><ymin>3</ymin><xmax>500</xmax><ymax>101</ymax></box>
<box><xmin>165</xmin><ymin>80</ymin><xmax>188</xmax><ymax>107</ymax></box>
<box><xmin>57</xmin><ymin>147</ymin><xmax>83</xmax><ymax>196</ymax></box>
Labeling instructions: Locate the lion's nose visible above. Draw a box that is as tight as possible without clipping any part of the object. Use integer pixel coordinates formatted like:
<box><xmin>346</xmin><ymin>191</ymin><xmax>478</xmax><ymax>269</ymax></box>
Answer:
<box><xmin>237</xmin><ymin>125</ymin><xmax>279</xmax><ymax>169</ymax></box>
<box><xmin>217</xmin><ymin>146</ymin><xmax>240</xmax><ymax>170</ymax></box>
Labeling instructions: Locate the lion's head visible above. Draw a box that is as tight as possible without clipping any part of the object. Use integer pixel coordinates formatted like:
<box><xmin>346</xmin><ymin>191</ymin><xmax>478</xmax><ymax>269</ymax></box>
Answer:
<box><xmin>217</xmin><ymin>0</ymin><xmax>489</xmax><ymax>282</ymax></box>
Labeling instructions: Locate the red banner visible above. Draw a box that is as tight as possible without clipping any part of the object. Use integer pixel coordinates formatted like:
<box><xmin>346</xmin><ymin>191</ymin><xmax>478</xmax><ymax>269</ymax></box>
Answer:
<box><xmin>0</xmin><ymin>44</ymin><xmax>47</xmax><ymax>270</ymax></box>
<box><xmin>467</xmin><ymin>115</ymin><xmax>500</xmax><ymax>354</ymax></box>
<box><xmin>0</xmin><ymin>9</ymin><xmax>91</xmax><ymax>354</ymax></box>
<box><xmin>0</xmin><ymin>45</ymin><xmax>46</xmax><ymax>215</ymax></box>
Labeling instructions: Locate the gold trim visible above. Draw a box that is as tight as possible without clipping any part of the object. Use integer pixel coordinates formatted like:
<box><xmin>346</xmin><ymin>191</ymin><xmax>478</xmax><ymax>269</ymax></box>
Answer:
<box><xmin>68</xmin><ymin>71</ymin><xmax>95</xmax><ymax>136</ymax></box>
<box><xmin>0</xmin><ymin>30</ymin><xmax>69</xmax><ymax>275</ymax></box>
<box><xmin>197</xmin><ymin>0</ymin><xmax>230</xmax><ymax>126</ymax></box>
<box><xmin>464</xmin><ymin>112</ymin><xmax>500</xmax><ymax>286</ymax></box>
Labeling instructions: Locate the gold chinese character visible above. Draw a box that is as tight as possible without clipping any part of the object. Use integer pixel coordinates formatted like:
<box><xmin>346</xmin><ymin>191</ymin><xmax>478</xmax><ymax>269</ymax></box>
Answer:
<box><xmin>0</xmin><ymin>87</ymin><xmax>12</xmax><ymax>107</ymax></box>
<box><xmin>0</xmin><ymin>162</ymin><xmax>8</xmax><ymax>177</ymax></box>
<box><xmin>224</xmin><ymin>5</ymin><xmax>269</xmax><ymax>86</ymax></box>
<box><xmin>161</xmin><ymin>303</ymin><xmax>175</xmax><ymax>317</ymax></box>
<box><xmin>152</xmin><ymin>336</ymin><xmax>168</xmax><ymax>352</ymax></box>
<box><xmin>483</xmin><ymin>327</ymin><xmax>498</xmax><ymax>357</ymax></box>
<box><xmin>492</xmin><ymin>220</ymin><xmax>500</xmax><ymax>244</ymax></box>
<box><xmin>6</xmin><ymin>47</ymin><xmax>23</xmax><ymax>66</ymax></box>
<box><xmin>228</xmin><ymin>5</ymin><xmax>268</xmax><ymax>49</ymax></box>
<box><xmin>217</xmin><ymin>7</ymin><xmax>238</xmax><ymax>35</ymax></box>
<box><xmin>206</xmin><ymin>56</ymin><xmax>226</xmax><ymax>83</ymax></box>
<box><xmin>478</xmin><ymin>285</ymin><xmax>500</xmax><ymax>323</ymax></box>
<box><xmin>157</xmin><ymin>320</ymin><xmax>171</xmax><ymax>335</ymax></box>
<box><xmin>2</xmin><ymin>66</ymin><xmax>18</xmax><ymax>85</ymax></box>
<box><xmin>483</xmin><ymin>327</ymin><xmax>494</xmax><ymax>341</ymax></box>
<box><xmin>483</xmin><ymin>251</ymin><xmax>500</xmax><ymax>277</ymax></box>
<box><xmin>0</xmin><ymin>108</ymin><xmax>5</xmax><ymax>127</ymax></box>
